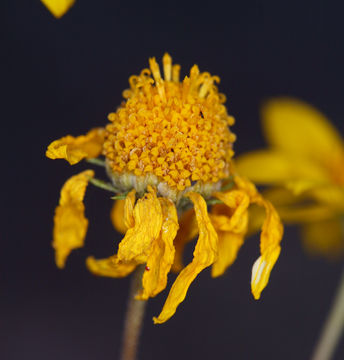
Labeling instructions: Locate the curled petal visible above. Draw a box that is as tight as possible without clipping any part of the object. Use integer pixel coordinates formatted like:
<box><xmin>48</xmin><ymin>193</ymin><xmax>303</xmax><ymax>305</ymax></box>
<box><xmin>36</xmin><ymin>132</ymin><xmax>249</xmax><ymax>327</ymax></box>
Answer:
<box><xmin>138</xmin><ymin>198</ymin><xmax>179</xmax><ymax>300</ymax></box>
<box><xmin>154</xmin><ymin>192</ymin><xmax>218</xmax><ymax>324</ymax></box>
<box><xmin>117</xmin><ymin>188</ymin><xmax>162</xmax><ymax>263</ymax></box>
<box><xmin>46</xmin><ymin>128</ymin><xmax>105</xmax><ymax>165</ymax></box>
<box><xmin>211</xmin><ymin>231</ymin><xmax>245</xmax><ymax>278</ymax></box>
<box><xmin>171</xmin><ymin>209</ymin><xmax>198</xmax><ymax>273</ymax></box>
<box><xmin>110</xmin><ymin>200</ymin><xmax>127</xmax><ymax>234</ymax></box>
<box><xmin>124</xmin><ymin>190</ymin><xmax>136</xmax><ymax>229</ymax></box>
<box><xmin>53</xmin><ymin>170</ymin><xmax>94</xmax><ymax>268</ymax></box>
<box><xmin>41</xmin><ymin>0</ymin><xmax>75</xmax><ymax>18</ymax></box>
<box><xmin>86</xmin><ymin>256</ymin><xmax>137</xmax><ymax>278</ymax></box>
<box><xmin>235</xmin><ymin>175</ymin><xmax>283</xmax><ymax>299</ymax></box>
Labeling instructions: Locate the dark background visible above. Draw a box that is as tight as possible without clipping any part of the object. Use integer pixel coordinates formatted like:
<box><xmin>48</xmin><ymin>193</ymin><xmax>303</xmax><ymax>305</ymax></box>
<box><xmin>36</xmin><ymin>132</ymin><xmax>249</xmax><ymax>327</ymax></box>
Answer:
<box><xmin>3</xmin><ymin>1</ymin><xmax>344</xmax><ymax>359</ymax></box>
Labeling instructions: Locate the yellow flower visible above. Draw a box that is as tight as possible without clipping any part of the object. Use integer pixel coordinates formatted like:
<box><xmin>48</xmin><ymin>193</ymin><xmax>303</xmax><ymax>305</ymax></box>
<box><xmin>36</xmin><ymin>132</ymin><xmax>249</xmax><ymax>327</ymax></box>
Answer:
<box><xmin>40</xmin><ymin>0</ymin><xmax>75</xmax><ymax>18</ymax></box>
<box><xmin>236</xmin><ymin>98</ymin><xmax>344</xmax><ymax>258</ymax></box>
<box><xmin>47</xmin><ymin>54</ymin><xmax>283</xmax><ymax>323</ymax></box>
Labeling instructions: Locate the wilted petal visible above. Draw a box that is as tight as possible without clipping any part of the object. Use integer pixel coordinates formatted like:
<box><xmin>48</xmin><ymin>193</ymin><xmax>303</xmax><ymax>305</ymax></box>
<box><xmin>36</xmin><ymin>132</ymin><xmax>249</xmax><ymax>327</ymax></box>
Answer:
<box><xmin>46</xmin><ymin>128</ymin><xmax>105</xmax><ymax>165</ymax></box>
<box><xmin>117</xmin><ymin>188</ymin><xmax>162</xmax><ymax>263</ymax></box>
<box><xmin>235</xmin><ymin>176</ymin><xmax>283</xmax><ymax>299</ymax></box>
<box><xmin>138</xmin><ymin>198</ymin><xmax>179</xmax><ymax>300</ymax></box>
<box><xmin>110</xmin><ymin>200</ymin><xmax>127</xmax><ymax>234</ymax></box>
<box><xmin>171</xmin><ymin>209</ymin><xmax>198</xmax><ymax>273</ymax></box>
<box><xmin>154</xmin><ymin>192</ymin><xmax>218</xmax><ymax>324</ymax></box>
<box><xmin>86</xmin><ymin>255</ymin><xmax>137</xmax><ymax>278</ymax></box>
<box><xmin>53</xmin><ymin>170</ymin><xmax>94</xmax><ymax>268</ymax></box>
<box><xmin>41</xmin><ymin>0</ymin><xmax>75</xmax><ymax>18</ymax></box>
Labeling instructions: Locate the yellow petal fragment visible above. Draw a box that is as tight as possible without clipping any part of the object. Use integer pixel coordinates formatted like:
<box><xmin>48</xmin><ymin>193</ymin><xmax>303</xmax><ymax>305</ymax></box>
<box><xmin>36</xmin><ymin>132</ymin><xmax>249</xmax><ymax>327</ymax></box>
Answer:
<box><xmin>154</xmin><ymin>192</ymin><xmax>218</xmax><ymax>324</ymax></box>
<box><xmin>262</xmin><ymin>98</ymin><xmax>344</xmax><ymax>164</ymax></box>
<box><xmin>110</xmin><ymin>200</ymin><xmax>127</xmax><ymax>234</ymax></box>
<box><xmin>138</xmin><ymin>198</ymin><xmax>179</xmax><ymax>300</ymax></box>
<box><xmin>124</xmin><ymin>189</ymin><xmax>136</xmax><ymax>229</ymax></box>
<box><xmin>301</xmin><ymin>218</ymin><xmax>344</xmax><ymax>259</ymax></box>
<box><xmin>86</xmin><ymin>255</ymin><xmax>137</xmax><ymax>278</ymax></box>
<box><xmin>310</xmin><ymin>185</ymin><xmax>344</xmax><ymax>211</ymax></box>
<box><xmin>46</xmin><ymin>128</ymin><xmax>105</xmax><ymax>165</ymax></box>
<box><xmin>117</xmin><ymin>189</ymin><xmax>162</xmax><ymax>263</ymax></box>
<box><xmin>171</xmin><ymin>209</ymin><xmax>198</xmax><ymax>273</ymax></box>
<box><xmin>53</xmin><ymin>170</ymin><xmax>94</xmax><ymax>268</ymax></box>
<box><xmin>235</xmin><ymin>176</ymin><xmax>283</xmax><ymax>299</ymax></box>
<box><xmin>209</xmin><ymin>191</ymin><xmax>250</xmax><ymax>277</ymax></box>
<box><xmin>235</xmin><ymin>151</ymin><xmax>329</xmax><ymax>188</ymax></box>
<box><xmin>41</xmin><ymin>0</ymin><xmax>75</xmax><ymax>18</ymax></box>
<box><xmin>211</xmin><ymin>231</ymin><xmax>245</xmax><ymax>278</ymax></box>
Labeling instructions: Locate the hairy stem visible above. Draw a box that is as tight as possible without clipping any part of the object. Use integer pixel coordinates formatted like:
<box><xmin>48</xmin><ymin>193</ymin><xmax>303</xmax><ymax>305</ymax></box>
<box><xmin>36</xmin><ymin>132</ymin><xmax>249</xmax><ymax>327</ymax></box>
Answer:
<box><xmin>120</xmin><ymin>265</ymin><xmax>147</xmax><ymax>360</ymax></box>
<box><xmin>311</xmin><ymin>268</ymin><xmax>344</xmax><ymax>360</ymax></box>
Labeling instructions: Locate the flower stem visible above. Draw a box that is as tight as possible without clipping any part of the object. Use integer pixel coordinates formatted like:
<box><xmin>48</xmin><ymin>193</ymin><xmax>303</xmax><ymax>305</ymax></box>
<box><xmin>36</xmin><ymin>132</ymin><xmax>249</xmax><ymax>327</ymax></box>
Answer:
<box><xmin>311</xmin><ymin>268</ymin><xmax>344</xmax><ymax>360</ymax></box>
<box><xmin>120</xmin><ymin>265</ymin><xmax>147</xmax><ymax>360</ymax></box>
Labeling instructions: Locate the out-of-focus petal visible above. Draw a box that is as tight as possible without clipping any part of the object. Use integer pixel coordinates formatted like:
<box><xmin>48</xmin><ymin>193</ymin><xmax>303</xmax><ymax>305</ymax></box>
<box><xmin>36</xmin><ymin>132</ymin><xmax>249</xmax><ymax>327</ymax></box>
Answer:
<box><xmin>110</xmin><ymin>200</ymin><xmax>127</xmax><ymax>234</ymax></box>
<box><xmin>171</xmin><ymin>209</ymin><xmax>198</xmax><ymax>273</ymax></box>
<box><xmin>310</xmin><ymin>185</ymin><xmax>344</xmax><ymax>211</ymax></box>
<box><xmin>301</xmin><ymin>218</ymin><xmax>344</xmax><ymax>259</ymax></box>
<box><xmin>235</xmin><ymin>151</ymin><xmax>329</xmax><ymax>189</ymax></box>
<box><xmin>262</xmin><ymin>98</ymin><xmax>344</xmax><ymax>164</ymax></box>
<box><xmin>138</xmin><ymin>198</ymin><xmax>179</xmax><ymax>300</ymax></box>
<box><xmin>235</xmin><ymin>176</ymin><xmax>283</xmax><ymax>299</ymax></box>
<box><xmin>154</xmin><ymin>192</ymin><xmax>218</xmax><ymax>324</ymax></box>
<box><xmin>46</xmin><ymin>128</ymin><xmax>105</xmax><ymax>165</ymax></box>
<box><xmin>117</xmin><ymin>188</ymin><xmax>162</xmax><ymax>263</ymax></box>
<box><xmin>53</xmin><ymin>170</ymin><xmax>94</xmax><ymax>268</ymax></box>
<box><xmin>41</xmin><ymin>0</ymin><xmax>75</xmax><ymax>18</ymax></box>
<box><xmin>86</xmin><ymin>255</ymin><xmax>137</xmax><ymax>278</ymax></box>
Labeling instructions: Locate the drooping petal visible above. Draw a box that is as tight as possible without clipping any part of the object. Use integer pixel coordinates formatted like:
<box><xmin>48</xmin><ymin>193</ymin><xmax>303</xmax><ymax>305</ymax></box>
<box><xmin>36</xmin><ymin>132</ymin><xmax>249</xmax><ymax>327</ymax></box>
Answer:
<box><xmin>117</xmin><ymin>188</ymin><xmax>162</xmax><ymax>264</ymax></box>
<box><xmin>235</xmin><ymin>176</ymin><xmax>283</xmax><ymax>299</ymax></box>
<box><xmin>235</xmin><ymin>150</ymin><xmax>329</xmax><ymax>190</ymax></box>
<box><xmin>110</xmin><ymin>189</ymin><xmax>136</xmax><ymax>234</ymax></box>
<box><xmin>110</xmin><ymin>200</ymin><xmax>127</xmax><ymax>234</ymax></box>
<box><xmin>53</xmin><ymin>170</ymin><xmax>94</xmax><ymax>268</ymax></box>
<box><xmin>46</xmin><ymin>128</ymin><xmax>105</xmax><ymax>165</ymax></box>
<box><xmin>171</xmin><ymin>208</ymin><xmax>198</xmax><ymax>273</ymax></box>
<box><xmin>154</xmin><ymin>192</ymin><xmax>218</xmax><ymax>324</ymax></box>
<box><xmin>211</xmin><ymin>231</ymin><xmax>245</xmax><ymax>278</ymax></box>
<box><xmin>138</xmin><ymin>198</ymin><xmax>179</xmax><ymax>300</ymax></box>
<box><xmin>41</xmin><ymin>0</ymin><xmax>75</xmax><ymax>18</ymax></box>
<box><xmin>262</xmin><ymin>98</ymin><xmax>344</xmax><ymax>164</ymax></box>
<box><xmin>86</xmin><ymin>255</ymin><xmax>137</xmax><ymax>278</ymax></box>
<box><xmin>301</xmin><ymin>218</ymin><xmax>344</xmax><ymax>259</ymax></box>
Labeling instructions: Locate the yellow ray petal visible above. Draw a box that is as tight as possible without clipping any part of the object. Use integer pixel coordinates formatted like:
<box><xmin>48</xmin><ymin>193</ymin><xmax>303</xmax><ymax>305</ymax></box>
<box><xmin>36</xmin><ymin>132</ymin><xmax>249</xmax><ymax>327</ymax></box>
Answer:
<box><xmin>235</xmin><ymin>151</ymin><xmax>329</xmax><ymax>189</ymax></box>
<box><xmin>301</xmin><ymin>218</ymin><xmax>344</xmax><ymax>259</ymax></box>
<box><xmin>138</xmin><ymin>198</ymin><xmax>179</xmax><ymax>300</ymax></box>
<box><xmin>171</xmin><ymin>208</ymin><xmax>198</xmax><ymax>273</ymax></box>
<box><xmin>210</xmin><ymin>191</ymin><xmax>249</xmax><ymax>277</ymax></box>
<box><xmin>110</xmin><ymin>200</ymin><xmax>127</xmax><ymax>234</ymax></box>
<box><xmin>154</xmin><ymin>192</ymin><xmax>218</xmax><ymax>324</ymax></box>
<box><xmin>234</xmin><ymin>176</ymin><xmax>283</xmax><ymax>299</ymax></box>
<box><xmin>86</xmin><ymin>255</ymin><xmax>137</xmax><ymax>278</ymax></box>
<box><xmin>124</xmin><ymin>189</ymin><xmax>136</xmax><ymax>229</ymax></box>
<box><xmin>46</xmin><ymin>128</ymin><xmax>105</xmax><ymax>165</ymax></box>
<box><xmin>53</xmin><ymin>170</ymin><xmax>94</xmax><ymax>268</ymax></box>
<box><xmin>211</xmin><ymin>231</ymin><xmax>245</xmax><ymax>278</ymax></box>
<box><xmin>262</xmin><ymin>98</ymin><xmax>344</xmax><ymax>164</ymax></box>
<box><xmin>41</xmin><ymin>0</ymin><xmax>75</xmax><ymax>18</ymax></box>
<box><xmin>310</xmin><ymin>185</ymin><xmax>344</xmax><ymax>211</ymax></box>
<box><xmin>117</xmin><ymin>188</ymin><xmax>162</xmax><ymax>264</ymax></box>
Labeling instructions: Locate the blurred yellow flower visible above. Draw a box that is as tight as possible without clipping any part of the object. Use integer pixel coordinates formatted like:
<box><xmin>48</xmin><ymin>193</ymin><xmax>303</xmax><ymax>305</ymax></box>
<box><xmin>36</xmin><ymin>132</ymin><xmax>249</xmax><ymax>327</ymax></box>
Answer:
<box><xmin>41</xmin><ymin>0</ymin><xmax>75</xmax><ymax>18</ymax></box>
<box><xmin>236</xmin><ymin>98</ymin><xmax>344</xmax><ymax>258</ymax></box>
<box><xmin>46</xmin><ymin>54</ymin><xmax>283</xmax><ymax>323</ymax></box>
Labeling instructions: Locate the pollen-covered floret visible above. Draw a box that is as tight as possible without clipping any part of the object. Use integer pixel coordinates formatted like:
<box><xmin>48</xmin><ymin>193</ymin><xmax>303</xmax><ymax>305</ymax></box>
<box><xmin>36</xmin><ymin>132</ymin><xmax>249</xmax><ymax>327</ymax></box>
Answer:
<box><xmin>103</xmin><ymin>54</ymin><xmax>236</xmax><ymax>193</ymax></box>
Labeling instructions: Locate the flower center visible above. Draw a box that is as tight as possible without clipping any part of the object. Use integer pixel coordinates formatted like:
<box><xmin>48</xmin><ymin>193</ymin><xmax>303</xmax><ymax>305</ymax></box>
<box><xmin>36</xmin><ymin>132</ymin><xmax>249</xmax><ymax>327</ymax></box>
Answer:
<box><xmin>103</xmin><ymin>54</ymin><xmax>236</xmax><ymax>198</ymax></box>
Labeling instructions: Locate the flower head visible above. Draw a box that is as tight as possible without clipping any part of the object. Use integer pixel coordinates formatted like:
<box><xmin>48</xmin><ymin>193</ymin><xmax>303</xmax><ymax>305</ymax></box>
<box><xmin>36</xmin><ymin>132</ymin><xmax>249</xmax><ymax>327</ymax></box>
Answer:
<box><xmin>46</xmin><ymin>54</ymin><xmax>283</xmax><ymax>323</ymax></box>
<box><xmin>236</xmin><ymin>98</ymin><xmax>344</xmax><ymax>258</ymax></box>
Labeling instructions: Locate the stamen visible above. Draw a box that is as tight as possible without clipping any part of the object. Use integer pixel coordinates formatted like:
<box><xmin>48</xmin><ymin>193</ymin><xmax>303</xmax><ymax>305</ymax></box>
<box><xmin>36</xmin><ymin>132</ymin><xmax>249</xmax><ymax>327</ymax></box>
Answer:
<box><xmin>163</xmin><ymin>53</ymin><xmax>172</xmax><ymax>81</ymax></box>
